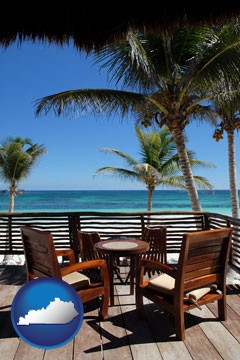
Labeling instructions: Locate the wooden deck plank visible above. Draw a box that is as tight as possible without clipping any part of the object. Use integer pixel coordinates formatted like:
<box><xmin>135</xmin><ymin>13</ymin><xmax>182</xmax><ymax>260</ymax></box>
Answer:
<box><xmin>0</xmin><ymin>284</ymin><xmax>21</xmax><ymax>360</ymax></box>
<box><xmin>119</xmin><ymin>276</ymin><xmax>194</xmax><ymax>360</ymax></box>
<box><xmin>182</xmin><ymin>297</ymin><xmax>233</xmax><ymax>359</ymax></box>
<box><xmin>0</xmin><ymin>284</ymin><xmax>45</xmax><ymax>360</ymax></box>
<box><xmin>207</xmin><ymin>299</ymin><xmax>240</xmax><ymax>321</ymax></box>
<box><xmin>141</xmin><ymin>300</ymin><xmax>223</xmax><ymax>360</ymax></box>
<box><xmin>101</xmin><ymin>286</ymin><xmax>133</xmax><ymax>360</ymax></box>
<box><xmin>74</xmin><ymin>300</ymin><xmax>103</xmax><ymax>360</ymax></box>
<box><xmin>157</xmin><ymin>341</ymin><xmax>192</xmax><ymax>360</ymax></box>
<box><xmin>14</xmin><ymin>340</ymin><xmax>45</xmax><ymax>360</ymax></box>
<box><xmin>0</xmin><ymin>284</ymin><xmax>20</xmax><ymax>307</ymax></box>
<box><xmin>225</xmin><ymin>294</ymin><xmax>240</xmax><ymax>316</ymax></box>
<box><xmin>143</xmin><ymin>304</ymin><xmax>193</xmax><ymax>360</ymax></box>
<box><xmin>116</xmin><ymin>284</ymin><xmax>163</xmax><ymax>360</ymax></box>
<box><xmin>45</xmin><ymin>340</ymin><xmax>73</xmax><ymax>360</ymax></box>
<box><xmin>184</xmin><ymin>324</ymin><xmax>222</xmax><ymax>360</ymax></box>
<box><xmin>206</xmin><ymin>297</ymin><xmax>240</xmax><ymax>343</ymax></box>
<box><xmin>190</xmin><ymin>306</ymin><xmax>240</xmax><ymax>360</ymax></box>
<box><xmin>0</xmin><ymin>338</ymin><xmax>20</xmax><ymax>360</ymax></box>
<box><xmin>1</xmin><ymin>265</ymin><xmax>240</xmax><ymax>360</ymax></box>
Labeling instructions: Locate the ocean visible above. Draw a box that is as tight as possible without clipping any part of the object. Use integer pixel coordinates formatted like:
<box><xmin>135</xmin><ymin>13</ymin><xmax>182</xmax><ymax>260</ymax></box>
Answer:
<box><xmin>0</xmin><ymin>190</ymin><xmax>235</xmax><ymax>215</ymax></box>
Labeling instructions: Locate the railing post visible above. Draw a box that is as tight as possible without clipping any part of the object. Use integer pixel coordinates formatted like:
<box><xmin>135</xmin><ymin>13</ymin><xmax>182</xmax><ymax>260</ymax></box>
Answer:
<box><xmin>226</xmin><ymin>219</ymin><xmax>233</xmax><ymax>264</ymax></box>
<box><xmin>69</xmin><ymin>214</ymin><xmax>80</xmax><ymax>262</ymax></box>
<box><xmin>140</xmin><ymin>214</ymin><xmax>145</xmax><ymax>236</ymax></box>
<box><xmin>8</xmin><ymin>215</ymin><xmax>12</xmax><ymax>253</ymax></box>
<box><xmin>203</xmin><ymin>213</ymin><xmax>210</xmax><ymax>230</ymax></box>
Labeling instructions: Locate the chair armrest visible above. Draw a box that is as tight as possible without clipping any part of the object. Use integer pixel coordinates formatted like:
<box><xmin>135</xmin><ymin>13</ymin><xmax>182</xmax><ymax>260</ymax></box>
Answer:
<box><xmin>139</xmin><ymin>259</ymin><xmax>176</xmax><ymax>277</ymax></box>
<box><xmin>60</xmin><ymin>259</ymin><xmax>108</xmax><ymax>277</ymax></box>
<box><xmin>61</xmin><ymin>259</ymin><xmax>109</xmax><ymax>286</ymax></box>
<box><xmin>56</xmin><ymin>249</ymin><xmax>76</xmax><ymax>265</ymax></box>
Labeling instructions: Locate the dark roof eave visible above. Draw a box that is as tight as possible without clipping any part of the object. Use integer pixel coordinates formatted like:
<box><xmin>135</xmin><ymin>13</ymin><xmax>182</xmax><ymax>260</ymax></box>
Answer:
<box><xmin>1</xmin><ymin>4</ymin><xmax>240</xmax><ymax>52</ymax></box>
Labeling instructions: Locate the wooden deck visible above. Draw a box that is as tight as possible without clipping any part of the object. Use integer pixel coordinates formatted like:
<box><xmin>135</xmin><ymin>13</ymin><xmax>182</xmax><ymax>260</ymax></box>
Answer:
<box><xmin>1</xmin><ymin>265</ymin><xmax>240</xmax><ymax>360</ymax></box>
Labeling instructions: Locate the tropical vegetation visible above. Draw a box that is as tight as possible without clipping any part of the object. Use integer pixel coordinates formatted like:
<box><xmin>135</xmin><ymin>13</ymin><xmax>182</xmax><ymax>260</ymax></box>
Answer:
<box><xmin>213</xmin><ymin>105</ymin><xmax>240</xmax><ymax>218</ymax></box>
<box><xmin>35</xmin><ymin>23</ymin><xmax>240</xmax><ymax>212</ymax></box>
<box><xmin>94</xmin><ymin>126</ymin><xmax>214</xmax><ymax>211</ymax></box>
<box><xmin>0</xmin><ymin>136</ymin><xmax>47</xmax><ymax>212</ymax></box>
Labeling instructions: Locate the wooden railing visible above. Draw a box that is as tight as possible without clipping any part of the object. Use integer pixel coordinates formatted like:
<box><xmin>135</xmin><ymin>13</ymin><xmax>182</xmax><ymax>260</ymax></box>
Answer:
<box><xmin>0</xmin><ymin>210</ymin><xmax>239</xmax><ymax>271</ymax></box>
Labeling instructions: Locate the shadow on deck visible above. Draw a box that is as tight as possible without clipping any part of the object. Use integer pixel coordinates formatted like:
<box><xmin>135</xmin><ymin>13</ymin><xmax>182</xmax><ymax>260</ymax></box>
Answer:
<box><xmin>1</xmin><ymin>265</ymin><xmax>240</xmax><ymax>359</ymax></box>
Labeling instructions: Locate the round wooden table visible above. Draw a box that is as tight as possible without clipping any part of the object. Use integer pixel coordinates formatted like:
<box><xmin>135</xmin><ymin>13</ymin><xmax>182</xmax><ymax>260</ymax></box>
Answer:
<box><xmin>94</xmin><ymin>238</ymin><xmax>149</xmax><ymax>306</ymax></box>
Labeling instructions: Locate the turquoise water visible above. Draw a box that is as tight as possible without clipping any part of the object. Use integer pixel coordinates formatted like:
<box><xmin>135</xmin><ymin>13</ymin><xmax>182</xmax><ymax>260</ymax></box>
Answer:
<box><xmin>0</xmin><ymin>190</ymin><xmax>235</xmax><ymax>215</ymax></box>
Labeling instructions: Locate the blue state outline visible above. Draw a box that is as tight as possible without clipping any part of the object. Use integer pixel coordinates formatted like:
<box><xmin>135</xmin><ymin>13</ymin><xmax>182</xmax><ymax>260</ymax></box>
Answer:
<box><xmin>11</xmin><ymin>277</ymin><xmax>84</xmax><ymax>349</ymax></box>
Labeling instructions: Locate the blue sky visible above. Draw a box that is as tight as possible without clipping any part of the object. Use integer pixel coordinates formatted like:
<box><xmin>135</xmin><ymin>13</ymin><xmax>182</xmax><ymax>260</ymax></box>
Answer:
<box><xmin>0</xmin><ymin>40</ymin><xmax>238</xmax><ymax>190</ymax></box>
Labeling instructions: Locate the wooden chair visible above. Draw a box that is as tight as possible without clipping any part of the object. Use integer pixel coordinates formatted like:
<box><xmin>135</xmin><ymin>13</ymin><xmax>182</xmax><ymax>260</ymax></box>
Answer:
<box><xmin>78</xmin><ymin>230</ymin><xmax>124</xmax><ymax>284</ymax></box>
<box><xmin>141</xmin><ymin>226</ymin><xmax>167</xmax><ymax>274</ymax></box>
<box><xmin>78</xmin><ymin>230</ymin><xmax>102</xmax><ymax>261</ymax></box>
<box><xmin>20</xmin><ymin>226</ymin><xmax>110</xmax><ymax>319</ymax></box>
<box><xmin>125</xmin><ymin>226</ymin><xmax>167</xmax><ymax>283</ymax></box>
<box><xmin>136</xmin><ymin>228</ymin><xmax>232</xmax><ymax>340</ymax></box>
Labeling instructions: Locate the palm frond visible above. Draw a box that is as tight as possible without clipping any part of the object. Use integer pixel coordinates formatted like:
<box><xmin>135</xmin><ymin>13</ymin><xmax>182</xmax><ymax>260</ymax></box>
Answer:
<box><xmin>156</xmin><ymin>175</ymin><xmax>186</xmax><ymax>189</ymax></box>
<box><xmin>98</xmin><ymin>148</ymin><xmax>138</xmax><ymax>167</ymax></box>
<box><xmin>189</xmin><ymin>159</ymin><xmax>216</xmax><ymax>169</ymax></box>
<box><xmin>93</xmin><ymin>31</ymin><xmax>160</xmax><ymax>91</ymax></box>
<box><xmin>94</xmin><ymin>167</ymin><xmax>141</xmax><ymax>181</ymax></box>
<box><xmin>0</xmin><ymin>137</ymin><xmax>46</xmax><ymax>195</ymax></box>
<box><xmin>35</xmin><ymin>89</ymin><xmax>146</xmax><ymax>118</ymax></box>
<box><xmin>188</xmin><ymin>23</ymin><xmax>240</xmax><ymax>95</ymax></box>
<box><xmin>95</xmin><ymin>125</ymin><xmax>214</xmax><ymax>194</ymax></box>
<box><xmin>193</xmin><ymin>176</ymin><xmax>214</xmax><ymax>190</ymax></box>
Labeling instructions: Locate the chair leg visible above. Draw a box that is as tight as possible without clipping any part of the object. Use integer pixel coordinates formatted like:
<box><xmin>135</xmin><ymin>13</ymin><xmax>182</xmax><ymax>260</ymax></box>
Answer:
<box><xmin>174</xmin><ymin>308</ymin><xmax>185</xmax><ymax>341</ymax></box>
<box><xmin>99</xmin><ymin>294</ymin><xmax>109</xmax><ymax>320</ymax></box>
<box><xmin>218</xmin><ymin>296</ymin><xmax>227</xmax><ymax>320</ymax></box>
<box><xmin>136</xmin><ymin>289</ymin><xmax>145</xmax><ymax>318</ymax></box>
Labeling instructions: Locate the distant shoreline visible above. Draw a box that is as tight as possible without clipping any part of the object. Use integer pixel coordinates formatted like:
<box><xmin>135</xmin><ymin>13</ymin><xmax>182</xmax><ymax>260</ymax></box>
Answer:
<box><xmin>17</xmin><ymin>189</ymin><xmax>232</xmax><ymax>192</ymax></box>
<box><xmin>0</xmin><ymin>189</ymin><xmax>235</xmax><ymax>215</ymax></box>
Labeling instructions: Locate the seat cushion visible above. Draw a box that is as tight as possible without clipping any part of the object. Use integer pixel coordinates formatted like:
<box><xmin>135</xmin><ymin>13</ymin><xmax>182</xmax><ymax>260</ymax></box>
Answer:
<box><xmin>63</xmin><ymin>271</ymin><xmax>90</xmax><ymax>289</ymax></box>
<box><xmin>148</xmin><ymin>273</ymin><xmax>213</xmax><ymax>303</ymax></box>
<box><xmin>148</xmin><ymin>273</ymin><xmax>175</xmax><ymax>295</ymax></box>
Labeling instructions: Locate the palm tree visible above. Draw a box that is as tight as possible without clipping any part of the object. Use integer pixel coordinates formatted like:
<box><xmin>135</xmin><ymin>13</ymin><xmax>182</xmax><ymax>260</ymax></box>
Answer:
<box><xmin>35</xmin><ymin>24</ymin><xmax>240</xmax><ymax>211</ymax></box>
<box><xmin>213</xmin><ymin>108</ymin><xmax>240</xmax><ymax>218</ymax></box>
<box><xmin>94</xmin><ymin>126</ymin><xmax>214</xmax><ymax>211</ymax></box>
<box><xmin>0</xmin><ymin>136</ymin><xmax>47</xmax><ymax>212</ymax></box>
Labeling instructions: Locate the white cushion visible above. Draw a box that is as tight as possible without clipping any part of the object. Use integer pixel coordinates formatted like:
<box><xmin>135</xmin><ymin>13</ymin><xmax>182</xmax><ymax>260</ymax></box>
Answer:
<box><xmin>148</xmin><ymin>273</ymin><xmax>175</xmax><ymax>295</ymax></box>
<box><xmin>184</xmin><ymin>287</ymin><xmax>212</xmax><ymax>304</ymax></box>
<box><xmin>63</xmin><ymin>271</ymin><xmax>90</xmax><ymax>289</ymax></box>
<box><xmin>148</xmin><ymin>273</ymin><xmax>212</xmax><ymax>303</ymax></box>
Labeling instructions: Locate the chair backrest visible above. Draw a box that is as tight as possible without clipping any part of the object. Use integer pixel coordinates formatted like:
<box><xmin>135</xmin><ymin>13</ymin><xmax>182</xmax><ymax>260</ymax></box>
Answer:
<box><xmin>78</xmin><ymin>231</ymin><xmax>101</xmax><ymax>261</ymax></box>
<box><xmin>175</xmin><ymin>228</ymin><xmax>232</xmax><ymax>295</ymax></box>
<box><xmin>21</xmin><ymin>226</ymin><xmax>61</xmax><ymax>280</ymax></box>
<box><xmin>141</xmin><ymin>226</ymin><xmax>167</xmax><ymax>263</ymax></box>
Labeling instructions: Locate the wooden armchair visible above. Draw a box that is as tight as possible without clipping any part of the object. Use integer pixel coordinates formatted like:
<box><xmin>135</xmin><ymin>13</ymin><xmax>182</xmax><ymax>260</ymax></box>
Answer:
<box><xmin>78</xmin><ymin>230</ymin><xmax>124</xmax><ymax>283</ymax></box>
<box><xmin>20</xmin><ymin>226</ymin><xmax>110</xmax><ymax>319</ymax></box>
<box><xmin>141</xmin><ymin>226</ymin><xmax>167</xmax><ymax>276</ymax></box>
<box><xmin>78</xmin><ymin>230</ymin><xmax>102</xmax><ymax>261</ymax></box>
<box><xmin>136</xmin><ymin>228</ymin><xmax>232</xmax><ymax>340</ymax></box>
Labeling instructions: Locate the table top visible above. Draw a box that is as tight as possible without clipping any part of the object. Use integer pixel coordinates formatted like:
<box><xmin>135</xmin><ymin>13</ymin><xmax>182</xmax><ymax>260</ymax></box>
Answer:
<box><xmin>94</xmin><ymin>238</ymin><xmax>149</xmax><ymax>256</ymax></box>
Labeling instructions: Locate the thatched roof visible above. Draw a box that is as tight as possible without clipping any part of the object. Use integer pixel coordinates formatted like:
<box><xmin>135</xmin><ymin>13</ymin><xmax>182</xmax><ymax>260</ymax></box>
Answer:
<box><xmin>1</xmin><ymin>3</ymin><xmax>240</xmax><ymax>52</ymax></box>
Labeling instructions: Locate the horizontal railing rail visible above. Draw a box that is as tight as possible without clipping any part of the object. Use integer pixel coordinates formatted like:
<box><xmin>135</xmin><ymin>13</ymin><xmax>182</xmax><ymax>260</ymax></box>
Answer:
<box><xmin>0</xmin><ymin>210</ymin><xmax>239</xmax><ymax>271</ymax></box>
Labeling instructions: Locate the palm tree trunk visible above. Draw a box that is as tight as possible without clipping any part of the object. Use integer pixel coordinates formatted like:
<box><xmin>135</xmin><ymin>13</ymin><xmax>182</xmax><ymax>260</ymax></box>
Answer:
<box><xmin>171</xmin><ymin>127</ymin><xmax>202</xmax><ymax>211</ymax></box>
<box><xmin>146</xmin><ymin>186</ymin><xmax>154</xmax><ymax>224</ymax></box>
<box><xmin>227</xmin><ymin>129</ymin><xmax>239</xmax><ymax>218</ymax></box>
<box><xmin>147</xmin><ymin>186</ymin><xmax>154</xmax><ymax>212</ymax></box>
<box><xmin>9</xmin><ymin>189</ymin><xmax>15</xmax><ymax>213</ymax></box>
<box><xmin>2</xmin><ymin>187</ymin><xmax>18</xmax><ymax>264</ymax></box>
<box><xmin>2</xmin><ymin>185</ymin><xmax>15</xmax><ymax>263</ymax></box>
